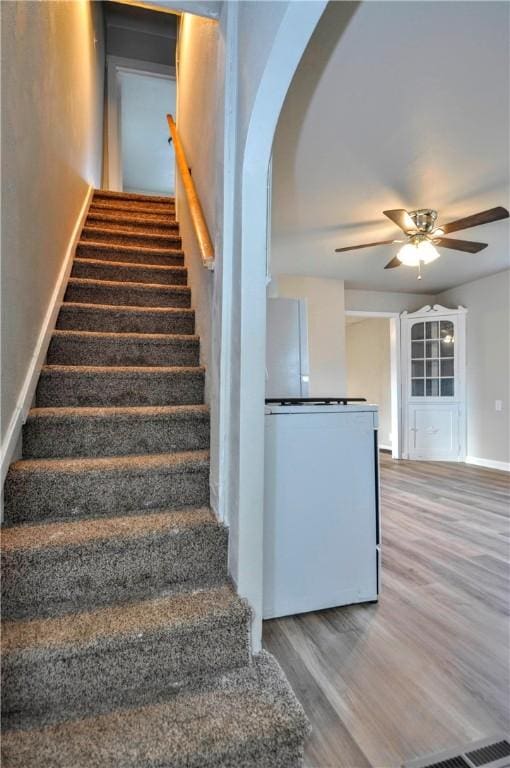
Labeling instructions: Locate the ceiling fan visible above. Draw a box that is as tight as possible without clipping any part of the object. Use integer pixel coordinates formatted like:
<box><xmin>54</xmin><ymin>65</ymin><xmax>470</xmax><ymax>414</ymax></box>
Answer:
<box><xmin>334</xmin><ymin>206</ymin><xmax>509</xmax><ymax>278</ymax></box>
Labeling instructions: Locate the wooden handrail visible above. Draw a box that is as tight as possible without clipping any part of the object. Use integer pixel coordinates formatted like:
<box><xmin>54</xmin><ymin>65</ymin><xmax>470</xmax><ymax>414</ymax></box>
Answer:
<box><xmin>166</xmin><ymin>114</ymin><xmax>215</xmax><ymax>270</ymax></box>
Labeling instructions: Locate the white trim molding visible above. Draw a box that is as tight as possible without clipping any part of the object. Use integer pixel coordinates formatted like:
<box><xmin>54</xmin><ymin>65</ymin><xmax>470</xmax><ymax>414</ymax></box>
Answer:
<box><xmin>0</xmin><ymin>185</ymin><xmax>94</xmax><ymax>485</ymax></box>
<box><xmin>466</xmin><ymin>456</ymin><xmax>510</xmax><ymax>473</ymax></box>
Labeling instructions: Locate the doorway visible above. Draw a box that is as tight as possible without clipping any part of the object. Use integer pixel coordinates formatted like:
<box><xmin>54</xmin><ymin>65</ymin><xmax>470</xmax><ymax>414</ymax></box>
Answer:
<box><xmin>106</xmin><ymin>57</ymin><xmax>176</xmax><ymax>195</ymax></box>
<box><xmin>345</xmin><ymin>311</ymin><xmax>401</xmax><ymax>458</ymax></box>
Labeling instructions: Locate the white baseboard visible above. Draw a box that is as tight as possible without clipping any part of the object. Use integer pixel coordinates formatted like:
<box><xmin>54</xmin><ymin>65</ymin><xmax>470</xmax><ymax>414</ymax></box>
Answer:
<box><xmin>379</xmin><ymin>444</ymin><xmax>392</xmax><ymax>452</ymax></box>
<box><xmin>466</xmin><ymin>456</ymin><xmax>510</xmax><ymax>473</ymax></box>
<box><xmin>0</xmin><ymin>185</ymin><xmax>94</xmax><ymax>484</ymax></box>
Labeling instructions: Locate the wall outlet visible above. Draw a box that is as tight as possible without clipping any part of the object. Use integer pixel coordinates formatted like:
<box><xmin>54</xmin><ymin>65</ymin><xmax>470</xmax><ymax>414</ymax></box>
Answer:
<box><xmin>495</xmin><ymin>400</ymin><xmax>503</xmax><ymax>412</ymax></box>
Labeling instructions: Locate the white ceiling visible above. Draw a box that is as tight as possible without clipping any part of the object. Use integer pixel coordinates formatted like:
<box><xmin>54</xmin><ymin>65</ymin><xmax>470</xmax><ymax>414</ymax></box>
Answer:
<box><xmin>271</xmin><ymin>1</ymin><xmax>510</xmax><ymax>294</ymax></box>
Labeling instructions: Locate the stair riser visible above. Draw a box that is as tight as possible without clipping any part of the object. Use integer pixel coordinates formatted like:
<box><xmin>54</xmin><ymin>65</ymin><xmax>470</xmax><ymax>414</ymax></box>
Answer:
<box><xmin>71</xmin><ymin>260</ymin><xmax>188</xmax><ymax>286</ymax></box>
<box><xmin>81</xmin><ymin>228</ymin><xmax>182</xmax><ymax>249</ymax></box>
<box><xmin>4</xmin><ymin>463</ymin><xmax>210</xmax><ymax>525</ymax></box>
<box><xmin>56</xmin><ymin>306</ymin><xmax>195</xmax><ymax>335</ymax></box>
<box><xmin>2</xmin><ymin>526</ymin><xmax>227</xmax><ymax>619</ymax></box>
<box><xmin>89</xmin><ymin>201</ymin><xmax>175</xmax><ymax>216</ymax></box>
<box><xmin>86</xmin><ymin>214</ymin><xmax>179</xmax><ymax>236</ymax></box>
<box><xmin>93</xmin><ymin>191</ymin><xmax>174</xmax><ymax>204</ymax></box>
<box><xmin>77</xmin><ymin>241</ymin><xmax>184</xmax><ymax>266</ymax></box>
<box><xmin>23</xmin><ymin>414</ymin><xmax>210</xmax><ymax>459</ymax></box>
<box><xmin>47</xmin><ymin>336</ymin><xmax>200</xmax><ymax>368</ymax></box>
<box><xmin>2</xmin><ymin>619</ymin><xmax>250</xmax><ymax>717</ymax></box>
<box><xmin>64</xmin><ymin>282</ymin><xmax>191</xmax><ymax>308</ymax></box>
<box><xmin>36</xmin><ymin>370</ymin><xmax>205</xmax><ymax>407</ymax></box>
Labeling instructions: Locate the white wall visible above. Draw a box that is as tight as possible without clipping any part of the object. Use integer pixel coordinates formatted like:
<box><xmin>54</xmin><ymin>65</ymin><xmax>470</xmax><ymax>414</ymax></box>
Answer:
<box><xmin>435</xmin><ymin>270</ymin><xmax>510</xmax><ymax>467</ymax></box>
<box><xmin>275</xmin><ymin>275</ymin><xmax>346</xmax><ymax>396</ymax></box>
<box><xmin>175</xmin><ymin>12</ymin><xmax>221</xmax><ymax>509</ymax></box>
<box><xmin>175</xmin><ymin>12</ymin><xmax>218</xmax><ymax>396</ymax></box>
<box><xmin>345</xmin><ymin>288</ymin><xmax>435</xmax><ymax>314</ymax></box>
<box><xmin>222</xmin><ymin>1</ymin><xmax>328</xmax><ymax>649</ymax></box>
<box><xmin>346</xmin><ymin>318</ymin><xmax>392</xmax><ymax>447</ymax></box>
<box><xmin>1</xmin><ymin>0</ymin><xmax>104</xmax><ymax>466</ymax></box>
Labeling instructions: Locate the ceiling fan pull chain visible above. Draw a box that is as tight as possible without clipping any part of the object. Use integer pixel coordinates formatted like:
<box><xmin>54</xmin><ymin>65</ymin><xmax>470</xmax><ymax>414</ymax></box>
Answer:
<box><xmin>417</xmin><ymin>262</ymin><xmax>422</xmax><ymax>280</ymax></box>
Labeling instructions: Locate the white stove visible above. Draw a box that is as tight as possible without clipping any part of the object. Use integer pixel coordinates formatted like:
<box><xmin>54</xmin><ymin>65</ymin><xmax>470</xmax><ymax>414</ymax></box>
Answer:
<box><xmin>263</xmin><ymin>397</ymin><xmax>380</xmax><ymax>619</ymax></box>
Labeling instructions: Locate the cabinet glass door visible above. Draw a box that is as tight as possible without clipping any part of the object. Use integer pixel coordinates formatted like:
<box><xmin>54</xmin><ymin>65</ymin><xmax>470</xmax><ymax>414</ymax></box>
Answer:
<box><xmin>411</xmin><ymin>320</ymin><xmax>455</xmax><ymax>398</ymax></box>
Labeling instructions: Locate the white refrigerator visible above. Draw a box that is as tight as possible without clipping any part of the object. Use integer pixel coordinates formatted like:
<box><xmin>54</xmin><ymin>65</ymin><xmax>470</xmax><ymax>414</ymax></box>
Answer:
<box><xmin>263</xmin><ymin>402</ymin><xmax>380</xmax><ymax>619</ymax></box>
<box><xmin>266</xmin><ymin>298</ymin><xmax>309</xmax><ymax>398</ymax></box>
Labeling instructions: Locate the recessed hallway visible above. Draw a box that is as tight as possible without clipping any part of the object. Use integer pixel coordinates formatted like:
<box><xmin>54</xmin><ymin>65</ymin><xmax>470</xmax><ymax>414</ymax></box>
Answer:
<box><xmin>264</xmin><ymin>453</ymin><xmax>510</xmax><ymax>768</ymax></box>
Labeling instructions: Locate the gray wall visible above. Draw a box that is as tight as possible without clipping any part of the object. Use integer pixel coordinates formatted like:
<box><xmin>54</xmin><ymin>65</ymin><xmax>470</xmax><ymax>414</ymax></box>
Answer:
<box><xmin>346</xmin><ymin>318</ymin><xmax>392</xmax><ymax>447</ymax></box>
<box><xmin>105</xmin><ymin>3</ymin><xmax>177</xmax><ymax>66</ymax></box>
<box><xmin>1</xmin><ymin>0</ymin><xmax>105</xmax><ymax>447</ymax></box>
<box><xmin>436</xmin><ymin>270</ymin><xmax>510</xmax><ymax>465</ymax></box>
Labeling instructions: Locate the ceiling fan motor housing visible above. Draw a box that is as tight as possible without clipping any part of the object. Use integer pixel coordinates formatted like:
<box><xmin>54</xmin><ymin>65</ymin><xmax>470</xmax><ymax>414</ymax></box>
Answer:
<box><xmin>408</xmin><ymin>209</ymin><xmax>438</xmax><ymax>233</ymax></box>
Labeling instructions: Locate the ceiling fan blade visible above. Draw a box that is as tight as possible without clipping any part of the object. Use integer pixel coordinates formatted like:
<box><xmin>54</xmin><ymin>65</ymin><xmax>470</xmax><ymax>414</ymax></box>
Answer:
<box><xmin>334</xmin><ymin>240</ymin><xmax>398</xmax><ymax>253</ymax></box>
<box><xmin>441</xmin><ymin>206</ymin><xmax>509</xmax><ymax>234</ymax></box>
<box><xmin>433</xmin><ymin>237</ymin><xmax>488</xmax><ymax>253</ymax></box>
<box><xmin>384</xmin><ymin>256</ymin><xmax>402</xmax><ymax>269</ymax></box>
<box><xmin>383</xmin><ymin>209</ymin><xmax>417</xmax><ymax>233</ymax></box>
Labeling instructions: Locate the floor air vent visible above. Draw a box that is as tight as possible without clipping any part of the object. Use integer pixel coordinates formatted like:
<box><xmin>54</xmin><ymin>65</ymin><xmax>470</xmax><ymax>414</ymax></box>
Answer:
<box><xmin>403</xmin><ymin>736</ymin><xmax>510</xmax><ymax>768</ymax></box>
<box><xmin>466</xmin><ymin>742</ymin><xmax>510</xmax><ymax>767</ymax></box>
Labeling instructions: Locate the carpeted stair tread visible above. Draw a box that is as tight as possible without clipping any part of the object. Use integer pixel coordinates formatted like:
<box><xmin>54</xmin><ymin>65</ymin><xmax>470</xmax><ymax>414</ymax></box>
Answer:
<box><xmin>71</xmin><ymin>257</ymin><xmax>188</xmax><ymax>285</ymax></box>
<box><xmin>2</xmin><ymin>505</ymin><xmax>215</xmax><ymax>552</ymax></box>
<box><xmin>2</xmin><ymin>584</ymin><xmax>247</xmax><ymax>652</ymax></box>
<box><xmin>93</xmin><ymin>190</ymin><xmax>175</xmax><ymax>204</ymax></box>
<box><xmin>65</xmin><ymin>277</ymin><xmax>191</xmax><ymax>308</ymax></box>
<box><xmin>81</xmin><ymin>225</ymin><xmax>181</xmax><ymax>248</ymax></box>
<box><xmin>1</xmin><ymin>652</ymin><xmax>308</xmax><ymax>768</ymax></box>
<box><xmin>4</xmin><ymin>450</ymin><xmax>210</xmax><ymax>524</ymax></box>
<box><xmin>86</xmin><ymin>210</ymin><xmax>180</xmax><ymax>234</ymax></box>
<box><xmin>57</xmin><ymin>302</ymin><xmax>195</xmax><ymax>334</ymax></box>
<box><xmin>2</xmin><ymin>508</ymin><xmax>227</xmax><ymax>619</ymax></box>
<box><xmin>87</xmin><ymin>205</ymin><xmax>177</xmax><ymax>225</ymax></box>
<box><xmin>47</xmin><ymin>329</ymin><xmax>200</xmax><ymax>367</ymax></box>
<box><xmin>23</xmin><ymin>404</ymin><xmax>209</xmax><ymax>459</ymax></box>
<box><xmin>36</xmin><ymin>365</ymin><xmax>205</xmax><ymax>407</ymax></box>
<box><xmin>76</xmin><ymin>240</ymin><xmax>184</xmax><ymax>265</ymax></box>
<box><xmin>2</xmin><ymin>586</ymin><xmax>252</xmax><ymax>721</ymax></box>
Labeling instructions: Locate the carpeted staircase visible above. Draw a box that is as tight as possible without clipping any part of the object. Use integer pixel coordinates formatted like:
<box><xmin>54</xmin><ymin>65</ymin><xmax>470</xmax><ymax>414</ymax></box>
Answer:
<box><xmin>1</xmin><ymin>190</ymin><xmax>309</xmax><ymax>767</ymax></box>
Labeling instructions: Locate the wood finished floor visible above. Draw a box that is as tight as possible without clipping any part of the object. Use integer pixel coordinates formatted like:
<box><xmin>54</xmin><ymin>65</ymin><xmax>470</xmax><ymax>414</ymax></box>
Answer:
<box><xmin>263</xmin><ymin>453</ymin><xmax>510</xmax><ymax>768</ymax></box>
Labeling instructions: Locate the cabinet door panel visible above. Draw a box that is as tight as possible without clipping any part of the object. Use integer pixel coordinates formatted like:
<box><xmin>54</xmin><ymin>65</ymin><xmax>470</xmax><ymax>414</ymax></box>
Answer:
<box><xmin>409</xmin><ymin>404</ymin><xmax>459</xmax><ymax>460</ymax></box>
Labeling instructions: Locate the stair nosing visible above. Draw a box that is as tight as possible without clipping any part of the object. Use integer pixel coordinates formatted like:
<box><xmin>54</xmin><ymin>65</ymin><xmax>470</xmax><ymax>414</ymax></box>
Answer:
<box><xmin>2</xmin><ymin>584</ymin><xmax>247</xmax><ymax>654</ymax></box>
<box><xmin>60</xmin><ymin>302</ymin><xmax>194</xmax><ymax>315</ymax></box>
<box><xmin>78</xmin><ymin>240</ymin><xmax>183</xmax><ymax>255</ymax></box>
<box><xmin>41</xmin><ymin>364</ymin><xmax>205</xmax><ymax>373</ymax></box>
<box><xmin>8</xmin><ymin>449</ymin><xmax>210</xmax><ymax>473</ymax></box>
<box><xmin>1</xmin><ymin>507</ymin><xmax>218</xmax><ymax>552</ymax></box>
<box><xmin>52</xmin><ymin>329</ymin><xmax>200</xmax><ymax>343</ymax></box>
<box><xmin>93</xmin><ymin>190</ymin><xmax>175</xmax><ymax>204</ymax></box>
<box><xmin>73</xmin><ymin>257</ymin><xmax>187</xmax><ymax>274</ymax></box>
<box><xmin>82</xmin><ymin>225</ymin><xmax>181</xmax><ymax>239</ymax></box>
<box><xmin>86</xmin><ymin>212</ymin><xmax>180</xmax><ymax>227</ymax></box>
<box><xmin>67</xmin><ymin>277</ymin><xmax>191</xmax><ymax>292</ymax></box>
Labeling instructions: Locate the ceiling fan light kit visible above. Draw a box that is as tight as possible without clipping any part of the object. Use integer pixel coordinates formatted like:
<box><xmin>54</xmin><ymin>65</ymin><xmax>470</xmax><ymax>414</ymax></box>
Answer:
<box><xmin>398</xmin><ymin>238</ymin><xmax>440</xmax><ymax>267</ymax></box>
<box><xmin>334</xmin><ymin>205</ymin><xmax>509</xmax><ymax>278</ymax></box>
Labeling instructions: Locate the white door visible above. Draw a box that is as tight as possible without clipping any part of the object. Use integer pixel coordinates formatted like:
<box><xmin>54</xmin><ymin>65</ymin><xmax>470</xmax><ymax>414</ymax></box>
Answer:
<box><xmin>119</xmin><ymin>71</ymin><xmax>176</xmax><ymax>195</ymax></box>
<box><xmin>401</xmin><ymin>305</ymin><xmax>466</xmax><ymax>461</ymax></box>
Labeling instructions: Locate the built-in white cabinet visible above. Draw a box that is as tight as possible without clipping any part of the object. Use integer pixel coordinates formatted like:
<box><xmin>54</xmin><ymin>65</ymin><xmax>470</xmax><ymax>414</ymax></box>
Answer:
<box><xmin>401</xmin><ymin>304</ymin><xmax>466</xmax><ymax>461</ymax></box>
